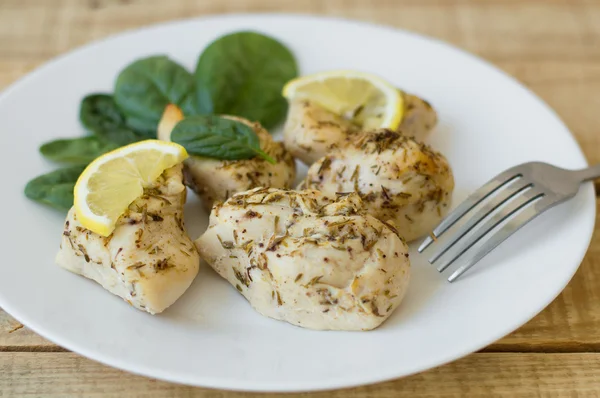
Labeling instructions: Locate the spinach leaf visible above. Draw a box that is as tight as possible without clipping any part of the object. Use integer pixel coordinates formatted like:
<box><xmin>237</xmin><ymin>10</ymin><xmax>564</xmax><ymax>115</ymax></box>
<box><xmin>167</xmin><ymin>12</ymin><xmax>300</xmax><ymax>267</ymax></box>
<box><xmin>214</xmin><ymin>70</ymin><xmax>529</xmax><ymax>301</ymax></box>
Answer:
<box><xmin>114</xmin><ymin>56</ymin><xmax>197</xmax><ymax>132</ymax></box>
<box><xmin>171</xmin><ymin>115</ymin><xmax>275</xmax><ymax>163</ymax></box>
<box><xmin>123</xmin><ymin>115</ymin><xmax>159</xmax><ymax>137</ymax></box>
<box><xmin>80</xmin><ymin>93</ymin><xmax>149</xmax><ymax>143</ymax></box>
<box><xmin>40</xmin><ymin>136</ymin><xmax>119</xmax><ymax>164</ymax></box>
<box><xmin>24</xmin><ymin>165</ymin><xmax>86</xmax><ymax>211</ymax></box>
<box><xmin>179</xmin><ymin>87</ymin><xmax>212</xmax><ymax>116</ymax></box>
<box><xmin>195</xmin><ymin>31</ymin><xmax>298</xmax><ymax>129</ymax></box>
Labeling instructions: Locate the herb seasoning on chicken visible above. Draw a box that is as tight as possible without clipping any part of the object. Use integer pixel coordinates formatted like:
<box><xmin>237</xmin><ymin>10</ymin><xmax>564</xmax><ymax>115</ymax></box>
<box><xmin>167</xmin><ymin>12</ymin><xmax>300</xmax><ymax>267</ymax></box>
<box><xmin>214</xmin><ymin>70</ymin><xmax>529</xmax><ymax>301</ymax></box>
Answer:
<box><xmin>158</xmin><ymin>106</ymin><xmax>297</xmax><ymax>209</ymax></box>
<box><xmin>283</xmin><ymin>92</ymin><xmax>437</xmax><ymax>165</ymax></box>
<box><xmin>283</xmin><ymin>99</ymin><xmax>359</xmax><ymax>165</ymax></box>
<box><xmin>399</xmin><ymin>93</ymin><xmax>438</xmax><ymax>141</ymax></box>
<box><xmin>303</xmin><ymin>129</ymin><xmax>454</xmax><ymax>242</ymax></box>
<box><xmin>196</xmin><ymin>188</ymin><xmax>410</xmax><ymax>331</ymax></box>
<box><xmin>55</xmin><ymin>164</ymin><xmax>200</xmax><ymax>314</ymax></box>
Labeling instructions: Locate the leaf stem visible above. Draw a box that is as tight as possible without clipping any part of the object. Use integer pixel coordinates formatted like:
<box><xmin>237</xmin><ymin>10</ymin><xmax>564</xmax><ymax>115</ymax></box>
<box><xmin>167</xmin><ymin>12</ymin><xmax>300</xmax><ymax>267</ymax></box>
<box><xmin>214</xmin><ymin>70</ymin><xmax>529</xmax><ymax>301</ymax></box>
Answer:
<box><xmin>254</xmin><ymin>148</ymin><xmax>276</xmax><ymax>164</ymax></box>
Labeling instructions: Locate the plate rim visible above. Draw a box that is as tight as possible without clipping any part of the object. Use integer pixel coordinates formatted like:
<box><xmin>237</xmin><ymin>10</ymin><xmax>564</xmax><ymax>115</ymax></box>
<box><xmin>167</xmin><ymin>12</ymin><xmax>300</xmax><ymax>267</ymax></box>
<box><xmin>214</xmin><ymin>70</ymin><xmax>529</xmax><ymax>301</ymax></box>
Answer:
<box><xmin>0</xmin><ymin>12</ymin><xmax>596</xmax><ymax>392</ymax></box>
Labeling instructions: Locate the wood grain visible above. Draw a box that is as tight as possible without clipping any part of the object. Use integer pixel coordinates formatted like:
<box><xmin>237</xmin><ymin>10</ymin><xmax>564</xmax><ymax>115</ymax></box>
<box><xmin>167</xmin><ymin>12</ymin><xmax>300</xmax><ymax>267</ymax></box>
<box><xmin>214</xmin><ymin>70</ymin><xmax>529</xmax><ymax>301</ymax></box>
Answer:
<box><xmin>1</xmin><ymin>0</ymin><xmax>600</xmax><ymax>395</ymax></box>
<box><xmin>0</xmin><ymin>311</ymin><xmax>57</xmax><ymax>351</ymax></box>
<box><xmin>2</xmin><ymin>352</ymin><xmax>600</xmax><ymax>397</ymax></box>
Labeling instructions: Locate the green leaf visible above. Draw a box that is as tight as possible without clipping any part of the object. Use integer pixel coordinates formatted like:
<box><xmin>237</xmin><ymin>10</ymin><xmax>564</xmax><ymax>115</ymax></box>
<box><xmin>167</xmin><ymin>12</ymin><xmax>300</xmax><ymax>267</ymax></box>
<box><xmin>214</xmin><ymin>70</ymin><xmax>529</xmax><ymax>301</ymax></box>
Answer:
<box><xmin>123</xmin><ymin>115</ymin><xmax>159</xmax><ymax>137</ymax></box>
<box><xmin>179</xmin><ymin>88</ymin><xmax>212</xmax><ymax>116</ymax></box>
<box><xmin>40</xmin><ymin>136</ymin><xmax>119</xmax><ymax>164</ymax></box>
<box><xmin>24</xmin><ymin>165</ymin><xmax>86</xmax><ymax>211</ymax></box>
<box><xmin>80</xmin><ymin>93</ymin><xmax>150</xmax><ymax>143</ymax></box>
<box><xmin>114</xmin><ymin>55</ymin><xmax>197</xmax><ymax>132</ymax></box>
<box><xmin>171</xmin><ymin>115</ymin><xmax>275</xmax><ymax>163</ymax></box>
<box><xmin>195</xmin><ymin>31</ymin><xmax>298</xmax><ymax>129</ymax></box>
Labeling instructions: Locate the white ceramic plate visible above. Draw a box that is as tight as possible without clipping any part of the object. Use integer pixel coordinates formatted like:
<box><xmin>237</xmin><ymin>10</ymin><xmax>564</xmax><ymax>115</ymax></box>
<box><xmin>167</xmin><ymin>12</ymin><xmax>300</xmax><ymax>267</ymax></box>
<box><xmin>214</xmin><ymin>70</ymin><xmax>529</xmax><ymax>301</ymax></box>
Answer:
<box><xmin>0</xmin><ymin>14</ymin><xmax>595</xmax><ymax>392</ymax></box>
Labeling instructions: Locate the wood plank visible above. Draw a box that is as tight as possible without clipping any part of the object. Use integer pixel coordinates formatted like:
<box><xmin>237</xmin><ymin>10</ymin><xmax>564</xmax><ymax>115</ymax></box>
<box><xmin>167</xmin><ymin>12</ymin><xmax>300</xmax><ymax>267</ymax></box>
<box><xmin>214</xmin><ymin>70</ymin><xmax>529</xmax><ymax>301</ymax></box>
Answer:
<box><xmin>0</xmin><ymin>310</ymin><xmax>57</xmax><ymax>351</ymax></box>
<box><xmin>1</xmin><ymin>352</ymin><xmax>600</xmax><ymax>397</ymax></box>
<box><xmin>1</xmin><ymin>0</ymin><xmax>598</xmax><ymax>61</ymax></box>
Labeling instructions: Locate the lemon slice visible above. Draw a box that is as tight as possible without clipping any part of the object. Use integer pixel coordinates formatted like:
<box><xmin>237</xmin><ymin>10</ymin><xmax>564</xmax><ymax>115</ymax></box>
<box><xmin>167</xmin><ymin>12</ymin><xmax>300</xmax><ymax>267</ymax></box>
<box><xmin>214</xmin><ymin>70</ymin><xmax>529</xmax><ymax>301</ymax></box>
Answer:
<box><xmin>74</xmin><ymin>140</ymin><xmax>188</xmax><ymax>236</ymax></box>
<box><xmin>282</xmin><ymin>70</ymin><xmax>404</xmax><ymax>130</ymax></box>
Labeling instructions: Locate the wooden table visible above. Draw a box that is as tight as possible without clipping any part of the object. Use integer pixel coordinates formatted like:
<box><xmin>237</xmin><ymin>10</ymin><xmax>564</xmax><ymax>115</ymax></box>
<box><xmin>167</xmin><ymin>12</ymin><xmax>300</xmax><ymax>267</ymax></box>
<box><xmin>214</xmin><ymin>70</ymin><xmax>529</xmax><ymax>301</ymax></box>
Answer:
<box><xmin>2</xmin><ymin>0</ymin><xmax>600</xmax><ymax>396</ymax></box>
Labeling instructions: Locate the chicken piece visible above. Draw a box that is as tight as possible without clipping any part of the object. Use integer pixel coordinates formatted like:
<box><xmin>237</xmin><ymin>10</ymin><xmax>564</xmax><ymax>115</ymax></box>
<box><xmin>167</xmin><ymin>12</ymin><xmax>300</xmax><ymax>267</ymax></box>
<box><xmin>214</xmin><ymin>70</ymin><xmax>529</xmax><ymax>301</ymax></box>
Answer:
<box><xmin>283</xmin><ymin>91</ymin><xmax>437</xmax><ymax>165</ymax></box>
<box><xmin>282</xmin><ymin>99</ymin><xmax>360</xmax><ymax>165</ymax></box>
<box><xmin>55</xmin><ymin>164</ymin><xmax>200</xmax><ymax>314</ymax></box>
<box><xmin>196</xmin><ymin>188</ymin><xmax>410</xmax><ymax>331</ymax></box>
<box><xmin>399</xmin><ymin>93</ymin><xmax>438</xmax><ymax>142</ymax></box>
<box><xmin>183</xmin><ymin>119</ymin><xmax>297</xmax><ymax>210</ymax></box>
<box><xmin>303</xmin><ymin>129</ymin><xmax>454</xmax><ymax>242</ymax></box>
<box><xmin>158</xmin><ymin>106</ymin><xmax>296</xmax><ymax>210</ymax></box>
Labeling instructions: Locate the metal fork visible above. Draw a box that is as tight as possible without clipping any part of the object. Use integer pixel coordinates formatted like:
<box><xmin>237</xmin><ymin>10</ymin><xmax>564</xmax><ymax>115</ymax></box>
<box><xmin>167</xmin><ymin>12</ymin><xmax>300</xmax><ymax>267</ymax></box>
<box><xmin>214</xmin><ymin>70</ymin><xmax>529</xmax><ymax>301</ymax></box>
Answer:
<box><xmin>418</xmin><ymin>161</ymin><xmax>600</xmax><ymax>282</ymax></box>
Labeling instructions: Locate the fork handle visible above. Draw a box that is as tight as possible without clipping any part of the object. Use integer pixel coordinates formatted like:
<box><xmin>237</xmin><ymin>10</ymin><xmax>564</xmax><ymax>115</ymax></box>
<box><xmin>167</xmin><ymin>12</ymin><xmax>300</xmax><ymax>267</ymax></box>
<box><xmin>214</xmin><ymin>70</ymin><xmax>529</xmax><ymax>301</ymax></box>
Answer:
<box><xmin>575</xmin><ymin>163</ymin><xmax>600</xmax><ymax>182</ymax></box>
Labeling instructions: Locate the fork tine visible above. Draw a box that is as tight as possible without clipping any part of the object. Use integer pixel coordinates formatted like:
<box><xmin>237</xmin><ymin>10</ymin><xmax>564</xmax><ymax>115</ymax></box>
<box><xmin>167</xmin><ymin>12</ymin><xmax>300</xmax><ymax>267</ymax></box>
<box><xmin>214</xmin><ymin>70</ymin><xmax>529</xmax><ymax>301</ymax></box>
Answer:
<box><xmin>428</xmin><ymin>178</ymin><xmax>533</xmax><ymax>264</ymax></box>
<box><xmin>418</xmin><ymin>168</ymin><xmax>524</xmax><ymax>253</ymax></box>
<box><xmin>447</xmin><ymin>196</ymin><xmax>552</xmax><ymax>282</ymax></box>
<box><xmin>436</xmin><ymin>189</ymin><xmax>546</xmax><ymax>273</ymax></box>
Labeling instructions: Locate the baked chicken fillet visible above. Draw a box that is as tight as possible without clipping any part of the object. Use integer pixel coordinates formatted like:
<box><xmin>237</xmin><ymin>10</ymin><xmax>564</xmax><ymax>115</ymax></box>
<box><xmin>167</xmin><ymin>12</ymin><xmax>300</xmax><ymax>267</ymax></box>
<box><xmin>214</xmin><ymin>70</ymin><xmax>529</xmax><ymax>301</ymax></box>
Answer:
<box><xmin>55</xmin><ymin>164</ymin><xmax>200</xmax><ymax>314</ymax></box>
<box><xmin>283</xmin><ymin>91</ymin><xmax>437</xmax><ymax>165</ymax></box>
<box><xmin>196</xmin><ymin>188</ymin><xmax>410</xmax><ymax>331</ymax></box>
<box><xmin>303</xmin><ymin>129</ymin><xmax>454</xmax><ymax>242</ymax></box>
<box><xmin>158</xmin><ymin>106</ymin><xmax>296</xmax><ymax>210</ymax></box>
